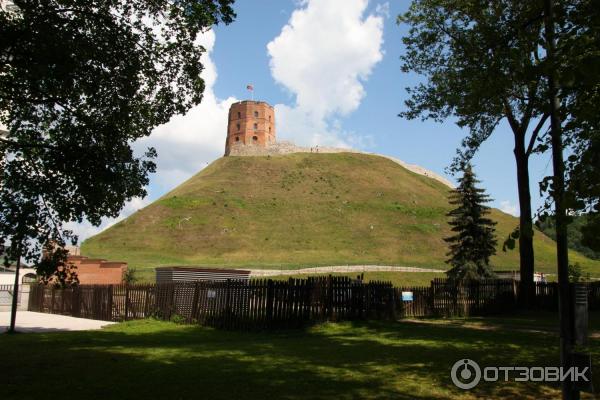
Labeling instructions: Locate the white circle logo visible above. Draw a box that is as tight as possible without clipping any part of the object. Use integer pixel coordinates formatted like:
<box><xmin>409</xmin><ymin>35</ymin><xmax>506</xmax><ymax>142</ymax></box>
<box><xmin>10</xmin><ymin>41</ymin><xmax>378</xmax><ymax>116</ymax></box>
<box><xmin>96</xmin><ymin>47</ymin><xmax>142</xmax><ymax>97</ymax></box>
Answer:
<box><xmin>451</xmin><ymin>359</ymin><xmax>481</xmax><ymax>390</ymax></box>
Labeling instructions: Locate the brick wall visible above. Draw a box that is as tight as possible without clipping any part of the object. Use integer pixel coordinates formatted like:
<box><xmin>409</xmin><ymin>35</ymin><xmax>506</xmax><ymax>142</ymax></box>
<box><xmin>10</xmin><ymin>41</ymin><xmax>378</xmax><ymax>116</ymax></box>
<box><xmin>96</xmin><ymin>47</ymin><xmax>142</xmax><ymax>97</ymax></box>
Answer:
<box><xmin>67</xmin><ymin>256</ymin><xmax>126</xmax><ymax>285</ymax></box>
<box><xmin>225</xmin><ymin>101</ymin><xmax>275</xmax><ymax>155</ymax></box>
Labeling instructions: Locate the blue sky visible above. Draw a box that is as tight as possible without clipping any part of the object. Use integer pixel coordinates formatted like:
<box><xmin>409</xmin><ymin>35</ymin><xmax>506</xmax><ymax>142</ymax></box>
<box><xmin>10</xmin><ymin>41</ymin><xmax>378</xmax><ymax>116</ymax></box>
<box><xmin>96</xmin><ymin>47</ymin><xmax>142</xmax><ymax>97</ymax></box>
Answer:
<box><xmin>72</xmin><ymin>0</ymin><xmax>555</xmax><ymax>241</ymax></box>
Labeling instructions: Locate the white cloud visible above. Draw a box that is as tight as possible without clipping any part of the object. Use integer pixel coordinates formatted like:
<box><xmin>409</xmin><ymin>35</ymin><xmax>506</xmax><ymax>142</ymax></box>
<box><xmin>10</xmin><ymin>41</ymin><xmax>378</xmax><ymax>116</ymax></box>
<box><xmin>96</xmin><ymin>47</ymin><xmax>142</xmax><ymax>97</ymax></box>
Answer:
<box><xmin>71</xmin><ymin>29</ymin><xmax>235</xmax><ymax>243</ymax></box>
<box><xmin>499</xmin><ymin>200</ymin><xmax>519</xmax><ymax>217</ymax></box>
<box><xmin>267</xmin><ymin>0</ymin><xmax>384</xmax><ymax>147</ymax></box>
<box><xmin>375</xmin><ymin>2</ymin><xmax>390</xmax><ymax>18</ymax></box>
<box><xmin>135</xmin><ymin>29</ymin><xmax>237</xmax><ymax>190</ymax></box>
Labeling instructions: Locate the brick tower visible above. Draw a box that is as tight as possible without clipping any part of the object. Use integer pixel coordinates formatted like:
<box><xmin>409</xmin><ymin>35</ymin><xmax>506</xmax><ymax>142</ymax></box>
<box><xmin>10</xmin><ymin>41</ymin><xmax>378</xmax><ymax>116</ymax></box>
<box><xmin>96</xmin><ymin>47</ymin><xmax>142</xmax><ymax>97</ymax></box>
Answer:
<box><xmin>225</xmin><ymin>101</ymin><xmax>275</xmax><ymax>156</ymax></box>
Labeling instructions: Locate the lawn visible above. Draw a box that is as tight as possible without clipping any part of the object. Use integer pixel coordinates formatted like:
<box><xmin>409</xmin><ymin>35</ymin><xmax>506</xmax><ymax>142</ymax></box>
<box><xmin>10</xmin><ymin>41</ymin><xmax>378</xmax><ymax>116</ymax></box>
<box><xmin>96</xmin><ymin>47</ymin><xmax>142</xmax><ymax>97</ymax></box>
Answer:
<box><xmin>2</xmin><ymin>312</ymin><xmax>599</xmax><ymax>399</ymax></box>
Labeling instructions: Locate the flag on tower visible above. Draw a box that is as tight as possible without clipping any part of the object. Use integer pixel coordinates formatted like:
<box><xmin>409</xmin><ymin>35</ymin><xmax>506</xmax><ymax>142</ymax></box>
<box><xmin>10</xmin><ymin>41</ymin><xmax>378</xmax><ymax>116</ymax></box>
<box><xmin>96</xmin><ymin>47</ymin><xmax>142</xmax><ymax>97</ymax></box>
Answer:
<box><xmin>246</xmin><ymin>84</ymin><xmax>254</xmax><ymax>91</ymax></box>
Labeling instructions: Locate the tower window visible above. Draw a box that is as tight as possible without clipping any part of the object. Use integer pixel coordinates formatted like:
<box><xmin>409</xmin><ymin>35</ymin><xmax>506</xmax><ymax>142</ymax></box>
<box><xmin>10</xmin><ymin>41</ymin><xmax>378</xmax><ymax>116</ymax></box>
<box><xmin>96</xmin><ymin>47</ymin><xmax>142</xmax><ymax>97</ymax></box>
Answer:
<box><xmin>253</xmin><ymin>123</ymin><xmax>258</xmax><ymax>130</ymax></box>
<box><xmin>269</xmin><ymin>115</ymin><xmax>271</xmax><ymax>121</ymax></box>
<box><xmin>269</xmin><ymin>127</ymin><xmax>271</xmax><ymax>133</ymax></box>
<box><xmin>237</xmin><ymin>112</ymin><xmax>241</xmax><ymax>118</ymax></box>
<box><xmin>235</xmin><ymin>136</ymin><xmax>240</xmax><ymax>142</ymax></box>
<box><xmin>252</xmin><ymin>136</ymin><xmax>258</xmax><ymax>141</ymax></box>
<box><xmin>236</xmin><ymin>123</ymin><xmax>240</xmax><ymax>131</ymax></box>
<box><xmin>254</xmin><ymin>111</ymin><xmax>259</xmax><ymax>118</ymax></box>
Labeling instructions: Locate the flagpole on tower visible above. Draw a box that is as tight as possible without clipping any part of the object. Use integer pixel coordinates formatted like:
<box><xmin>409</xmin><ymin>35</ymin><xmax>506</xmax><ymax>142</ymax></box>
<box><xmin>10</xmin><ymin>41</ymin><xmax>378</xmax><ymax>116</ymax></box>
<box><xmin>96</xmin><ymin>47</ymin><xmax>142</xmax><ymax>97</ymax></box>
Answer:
<box><xmin>247</xmin><ymin>84</ymin><xmax>254</xmax><ymax>101</ymax></box>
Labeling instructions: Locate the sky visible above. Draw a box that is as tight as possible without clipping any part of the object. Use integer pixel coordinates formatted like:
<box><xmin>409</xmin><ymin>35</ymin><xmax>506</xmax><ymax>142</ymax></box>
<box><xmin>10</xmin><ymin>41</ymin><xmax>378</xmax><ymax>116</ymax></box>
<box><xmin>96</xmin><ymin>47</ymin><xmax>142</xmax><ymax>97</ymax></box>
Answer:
<box><xmin>69</xmin><ymin>0</ymin><xmax>556</xmax><ymax>242</ymax></box>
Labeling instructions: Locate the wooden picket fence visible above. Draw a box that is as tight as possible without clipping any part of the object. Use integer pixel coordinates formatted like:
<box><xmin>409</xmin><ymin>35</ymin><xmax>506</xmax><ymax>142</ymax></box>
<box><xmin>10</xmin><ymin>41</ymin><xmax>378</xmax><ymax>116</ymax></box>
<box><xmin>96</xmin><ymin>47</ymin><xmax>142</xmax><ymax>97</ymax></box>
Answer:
<box><xmin>26</xmin><ymin>276</ymin><xmax>537</xmax><ymax>329</ymax></box>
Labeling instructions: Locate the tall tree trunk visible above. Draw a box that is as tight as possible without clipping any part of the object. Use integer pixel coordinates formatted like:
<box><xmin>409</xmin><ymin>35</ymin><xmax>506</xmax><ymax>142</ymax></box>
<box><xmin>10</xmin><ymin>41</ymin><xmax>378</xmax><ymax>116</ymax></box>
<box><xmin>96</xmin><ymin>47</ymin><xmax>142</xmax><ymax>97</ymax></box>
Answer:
<box><xmin>7</xmin><ymin>245</ymin><xmax>21</xmax><ymax>333</ymax></box>
<box><xmin>544</xmin><ymin>0</ymin><xmax>574</xmax><ymax>398</ymax></box>
<box><xmin>514</xmin><ymin>133</ymin><xmax>535</xmax><ymax>307</ymax></box>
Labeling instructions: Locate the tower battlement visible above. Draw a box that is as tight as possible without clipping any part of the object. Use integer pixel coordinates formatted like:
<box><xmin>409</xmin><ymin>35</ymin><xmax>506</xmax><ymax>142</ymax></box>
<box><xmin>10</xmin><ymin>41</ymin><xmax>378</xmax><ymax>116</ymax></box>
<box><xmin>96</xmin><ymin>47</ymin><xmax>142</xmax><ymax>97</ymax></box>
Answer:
<box><xmin>224</xmin><ymin>100</ymin><xmax>275</xmax><ymax>156</ymax></box>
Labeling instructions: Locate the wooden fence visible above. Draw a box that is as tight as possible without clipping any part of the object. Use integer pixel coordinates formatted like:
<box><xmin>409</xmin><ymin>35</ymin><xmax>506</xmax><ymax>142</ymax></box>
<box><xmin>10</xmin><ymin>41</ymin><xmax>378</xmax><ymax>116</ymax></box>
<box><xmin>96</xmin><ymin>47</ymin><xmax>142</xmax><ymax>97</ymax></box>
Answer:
<box><xmin>27</xmin><ymin>276</ymin><xmax>538</xmax><ymax>329</ymax></box>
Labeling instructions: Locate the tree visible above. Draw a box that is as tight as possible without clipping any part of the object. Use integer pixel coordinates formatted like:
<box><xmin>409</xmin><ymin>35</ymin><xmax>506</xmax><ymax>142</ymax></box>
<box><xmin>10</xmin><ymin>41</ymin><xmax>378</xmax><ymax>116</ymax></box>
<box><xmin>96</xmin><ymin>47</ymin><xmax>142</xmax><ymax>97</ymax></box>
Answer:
<box><xmin>559</xmin><ymin>0</ymin><xmax>600</xmax><ymax>253</ymax></box>
<box><xmin>0</xmin><ymin>0</ymin><xmax>235</xmax><ymax>332</ymax></box>
<box><xmin>35</xmin><ymin>245</ymin><xmax>79</xmax><ymax>287</ymax></box>
<box><xmin>536</xmin><ymin>214</ymin><xmax>600</xmax><ymax>260</ymax></box>
<box><xmin>398</xmin><ymin>1</ymin><xmax>549</xmax><ymax>305</ymax></box>
<box><xmin>445</xmin><ymin>164</ymin><xmax>497</xmax><ymax>282</ymax></box>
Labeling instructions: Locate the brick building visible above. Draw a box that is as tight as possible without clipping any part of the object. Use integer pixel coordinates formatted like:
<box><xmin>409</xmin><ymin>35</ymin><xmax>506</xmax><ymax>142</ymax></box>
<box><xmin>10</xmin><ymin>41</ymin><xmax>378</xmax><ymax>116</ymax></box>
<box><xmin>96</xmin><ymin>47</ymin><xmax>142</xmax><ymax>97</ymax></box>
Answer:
<box><xmin>225</xmin><ymin>100</ymin><xmax>275</xmax><ymax>156</ymax></box>
<box><xmin>67</xmin><ymin>255</ymin><xmax>127</xmax><ymax>285</ymax></box>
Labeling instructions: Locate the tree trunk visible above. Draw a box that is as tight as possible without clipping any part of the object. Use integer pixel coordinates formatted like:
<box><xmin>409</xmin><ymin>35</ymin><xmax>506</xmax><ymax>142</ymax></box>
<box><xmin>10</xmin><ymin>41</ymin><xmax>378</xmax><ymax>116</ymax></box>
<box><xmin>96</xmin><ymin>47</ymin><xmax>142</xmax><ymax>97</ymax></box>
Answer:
<box><xmin>514</xmin><ymin>134</ymin><xmax>535</xmax><ymax>307</ymax></box>
<box><xmin>544</xmin><ymin>0</ymin><xmax>575</xmax><ymax>397</ymax></box>
<box><xmin>7</xmin><ymin>246</ymin><xmax>21</xmax><ymax>333</ymax></box>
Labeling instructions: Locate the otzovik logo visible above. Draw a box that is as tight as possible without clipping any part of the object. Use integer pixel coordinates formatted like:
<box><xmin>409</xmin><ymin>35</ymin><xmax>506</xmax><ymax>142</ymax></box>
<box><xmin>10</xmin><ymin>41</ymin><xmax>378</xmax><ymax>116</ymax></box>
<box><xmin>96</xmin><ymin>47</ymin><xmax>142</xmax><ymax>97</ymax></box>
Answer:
<box><xmin>451</xmin><ymin>359</ymin><xmax>481</xmax><ymax>389</ymax></box>
<box><xmin>450</xmin><ymin>358</ymin><xmax>591</xmax><ymax>390</ymax></box>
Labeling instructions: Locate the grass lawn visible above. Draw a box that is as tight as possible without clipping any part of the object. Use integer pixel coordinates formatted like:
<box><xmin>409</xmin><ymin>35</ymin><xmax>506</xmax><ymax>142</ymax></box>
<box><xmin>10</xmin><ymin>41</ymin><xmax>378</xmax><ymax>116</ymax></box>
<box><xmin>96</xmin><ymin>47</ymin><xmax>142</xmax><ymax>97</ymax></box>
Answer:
<box><xmin>2</xmin><ymin>312</ymin><xmax>599</xmax><ymax>399</ymax></box>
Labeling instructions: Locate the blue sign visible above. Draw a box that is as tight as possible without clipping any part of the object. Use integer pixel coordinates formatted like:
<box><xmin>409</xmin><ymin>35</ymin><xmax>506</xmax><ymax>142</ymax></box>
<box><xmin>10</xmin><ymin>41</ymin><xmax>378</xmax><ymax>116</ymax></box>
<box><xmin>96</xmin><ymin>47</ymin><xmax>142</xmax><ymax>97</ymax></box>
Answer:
<box><xmin>402</xmin><ymin>291</ymin><xmax>413</xmax><ymax>302</ymax></box>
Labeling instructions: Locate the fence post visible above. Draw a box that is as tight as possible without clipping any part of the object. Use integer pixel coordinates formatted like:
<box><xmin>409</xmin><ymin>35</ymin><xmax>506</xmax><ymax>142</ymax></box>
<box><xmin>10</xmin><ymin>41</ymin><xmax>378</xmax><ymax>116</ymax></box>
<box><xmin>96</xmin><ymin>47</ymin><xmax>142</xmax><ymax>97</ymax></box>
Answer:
<box><xmin>51</xmin><ymin>287</ymin><xmax>55</xmax><ymax>314</ymax></box>
<box><xmin>108</xmin><ymin>286</ymin><xmax>114</xmax><ymax>321</ymax></box>
<box><xmin>225</xmin><ymin>279</ymin><xmax>232</xmax><ymax>328</ymax></box>
<box><xmin>190</xmin><ymin>282</ymin><xmax>200</xmax><ymax>323</ymax></box>
<box><xmin>266</xmin><ymin>279</ymin><xmax>274</xmax><ymax>327</ymax></box>
<box><xmin>327</xmin><ymin>275</ymin><xmax>334</xmax><ymax>321</ymax></box>
<box><xmin>512</xmin><ymin>279</ymin><xmax>518</xmax><ymax>308</ymax></box>
<box><xmin>124</xmin><ymin>283</ymin><xmax>129</xmax><ymax>321</ymax></box>
<box><xmin>73</xmin><ymin>286</ymin><xmax>80</xmax><ymax>318</ymax></box>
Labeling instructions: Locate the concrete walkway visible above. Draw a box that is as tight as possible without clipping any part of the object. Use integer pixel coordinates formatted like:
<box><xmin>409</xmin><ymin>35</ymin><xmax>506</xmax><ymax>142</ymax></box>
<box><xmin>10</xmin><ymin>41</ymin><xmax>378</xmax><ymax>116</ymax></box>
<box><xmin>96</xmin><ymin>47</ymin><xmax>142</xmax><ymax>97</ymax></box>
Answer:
<box><xmin>249</xmin><ymin>265</ymin><xmax>444</xmax><ymax>277</ymax></box>
<box><xmin>0</xmin><ymin>311</ymin><xmax>115</xmax><ymax>333</ymax></box>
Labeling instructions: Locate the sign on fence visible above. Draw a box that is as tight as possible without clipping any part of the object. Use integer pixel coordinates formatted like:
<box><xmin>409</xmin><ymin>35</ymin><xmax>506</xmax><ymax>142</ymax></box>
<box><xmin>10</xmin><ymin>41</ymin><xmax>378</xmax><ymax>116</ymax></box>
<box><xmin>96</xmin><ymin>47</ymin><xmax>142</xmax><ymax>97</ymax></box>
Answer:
<box><xmin>401</xmin><ymin>291</ymin><xmax>413</xmax><ymax>302</ymax></box>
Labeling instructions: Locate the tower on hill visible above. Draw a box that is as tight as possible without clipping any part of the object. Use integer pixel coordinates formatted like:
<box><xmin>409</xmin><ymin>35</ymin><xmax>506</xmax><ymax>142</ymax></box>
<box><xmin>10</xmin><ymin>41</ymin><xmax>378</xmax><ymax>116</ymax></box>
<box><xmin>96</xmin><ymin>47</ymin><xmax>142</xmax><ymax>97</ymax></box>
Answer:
<box><xmin>225</xmin><ymin>100</ymin><xmax>275</xmax><ymax>156</ymax></box>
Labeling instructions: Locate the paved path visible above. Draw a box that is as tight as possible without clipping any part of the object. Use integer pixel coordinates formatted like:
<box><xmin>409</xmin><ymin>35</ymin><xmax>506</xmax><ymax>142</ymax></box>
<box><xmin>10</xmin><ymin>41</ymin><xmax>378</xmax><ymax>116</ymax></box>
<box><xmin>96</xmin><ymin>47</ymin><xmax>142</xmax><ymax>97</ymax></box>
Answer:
<box><xmin>0</xmin><ymin>311</ymin><xmax>115</xmax><ymax>333</ymax></box>
<box><xmin>249</xmin><ymin>265</ymin><xmax>444</xmax><ymax>277</ymax></box>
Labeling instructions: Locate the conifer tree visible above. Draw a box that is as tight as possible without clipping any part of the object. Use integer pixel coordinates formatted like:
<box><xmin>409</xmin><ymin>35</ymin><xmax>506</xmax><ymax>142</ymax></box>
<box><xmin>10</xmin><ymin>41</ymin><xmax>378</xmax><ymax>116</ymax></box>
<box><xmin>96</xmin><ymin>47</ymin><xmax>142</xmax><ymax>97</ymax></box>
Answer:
<box><xmin>445</xmin><ymin>164</ymin><xmax>497</xmax><ymax>282</ymax></box>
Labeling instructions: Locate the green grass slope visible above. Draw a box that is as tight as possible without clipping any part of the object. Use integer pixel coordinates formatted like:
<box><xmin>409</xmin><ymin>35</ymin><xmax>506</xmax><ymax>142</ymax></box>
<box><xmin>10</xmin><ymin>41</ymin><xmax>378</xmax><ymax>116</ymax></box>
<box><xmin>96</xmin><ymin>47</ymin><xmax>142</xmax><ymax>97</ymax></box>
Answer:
<box><xmin>82</xmin><ymin>152</ymin><xmax>600</xmax><ymax>275</ymax></box>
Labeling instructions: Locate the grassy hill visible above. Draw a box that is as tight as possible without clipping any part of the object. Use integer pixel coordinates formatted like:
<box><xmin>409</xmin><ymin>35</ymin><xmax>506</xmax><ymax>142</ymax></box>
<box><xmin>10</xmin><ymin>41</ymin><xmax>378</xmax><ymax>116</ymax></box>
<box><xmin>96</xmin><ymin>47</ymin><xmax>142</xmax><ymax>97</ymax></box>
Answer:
<box><xmin>82</xmin><ymin>152</ymin><xmax>600</xmax><ymax>276</ymax></box>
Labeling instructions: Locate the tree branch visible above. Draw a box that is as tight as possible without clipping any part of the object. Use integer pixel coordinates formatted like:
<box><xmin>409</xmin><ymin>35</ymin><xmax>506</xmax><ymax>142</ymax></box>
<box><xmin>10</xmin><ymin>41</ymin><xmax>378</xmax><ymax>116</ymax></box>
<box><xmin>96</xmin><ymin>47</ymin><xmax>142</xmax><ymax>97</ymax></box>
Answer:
<box><xmin>526</xmin><ymin>112</ymin><xmax>550</xmax><ymax>156</ymax></box>
<box><xmin>519</xmin><ymin>81</ymin><xmax>540</xmax><ymax>135</ymax></box>
<box><xmin>502</xmin><ymin>98</ymin><xmax>522</xmax><ymax>134</ymax></box>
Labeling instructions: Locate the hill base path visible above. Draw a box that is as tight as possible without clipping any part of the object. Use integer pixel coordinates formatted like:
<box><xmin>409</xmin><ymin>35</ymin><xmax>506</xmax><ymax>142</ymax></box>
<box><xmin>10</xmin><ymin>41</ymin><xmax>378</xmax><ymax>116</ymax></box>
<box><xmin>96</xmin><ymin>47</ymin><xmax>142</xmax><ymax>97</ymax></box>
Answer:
<box><xmin>248</xmin><ymin>265</ymin><xmax>444</xmax><ymax>277</ymax></box>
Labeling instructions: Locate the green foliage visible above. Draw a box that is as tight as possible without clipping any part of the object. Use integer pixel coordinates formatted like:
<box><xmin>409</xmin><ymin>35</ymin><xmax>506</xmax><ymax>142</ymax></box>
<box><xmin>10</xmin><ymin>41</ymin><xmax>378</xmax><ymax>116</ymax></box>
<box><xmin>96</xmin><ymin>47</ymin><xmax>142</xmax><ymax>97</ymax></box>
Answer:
<box><xmin>35</xmin><ymin>245</ymin><xmax>79</xmax><ymax>288</ymax></box>
<box><xmin>445</xmin><ymin>165</ymin><xmax>497</xmax><ymax>281</ymax></box>
<box><xmin>567</xmin><ymin>262</ymin><xmax>591</xmax><ymax>283</ymax></box>
<box><xmin>536</xmin><ymin>214</ymin><xmax>600</xmax><ymax>260</ymax></box>
<box><xmin>0</xmin><ymin>1</ymin><xmax>236</xmax><ymax>268</ymax></box>
<box><xmin>581</xmin><ymin>215</ymin><xmax>600</xmax><ymax>251</ymax></box>
<box><xmin>170</xmin><ymin>314</ymin><xmax>186</xmax><ymax>324</ymax></box>
<box><xmin>397</xmin><ymin>0</ymin><xmax>548</xmax><ymax>171</ymax></box>
<box><xmin>557</xmin><ymin>1</ymin><xmax>600</xmax><ymax>253</ymax></box>
<box><xmin>568</xmin><ymin>262</ymin><xmax>584</xmax><ymax>283</ymax></box>
<box><xmin>502</xmin><ymin>225</ymin><xmax>520</xmax><ymax>252</ymax></box>
<box><xmin>397</xmin><ymin>0</ymin><xmax>549</xmax><ymax>295</ymax></box>
<box><xmin>123</xmin><ymin>267</ymin><xmax>138</xmax><ymax>285</ymax></box>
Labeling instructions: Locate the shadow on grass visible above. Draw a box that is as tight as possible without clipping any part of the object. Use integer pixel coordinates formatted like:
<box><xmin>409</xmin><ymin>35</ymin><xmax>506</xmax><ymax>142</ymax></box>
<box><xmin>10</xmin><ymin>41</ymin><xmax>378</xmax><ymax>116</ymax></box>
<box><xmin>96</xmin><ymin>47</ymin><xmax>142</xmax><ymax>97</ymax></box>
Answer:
<box><xmin>0</xmin><ymin>317</ymin><xmax>597</xmax><ymax>400</ymax></box>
